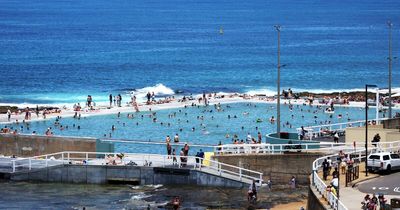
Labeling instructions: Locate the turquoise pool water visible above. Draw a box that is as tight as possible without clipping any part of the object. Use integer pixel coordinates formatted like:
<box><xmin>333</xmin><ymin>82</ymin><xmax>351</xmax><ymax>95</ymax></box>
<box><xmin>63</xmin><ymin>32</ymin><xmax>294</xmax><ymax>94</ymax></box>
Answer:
<box><xmin>5</xmin><ymin>102</ymin><xmax>381</xmax><ymax>154</ymax></box>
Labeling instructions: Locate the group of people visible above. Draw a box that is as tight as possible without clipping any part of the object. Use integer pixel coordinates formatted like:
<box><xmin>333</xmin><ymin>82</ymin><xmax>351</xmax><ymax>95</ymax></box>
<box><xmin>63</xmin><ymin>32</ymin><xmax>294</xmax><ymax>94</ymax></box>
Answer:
<box><xmin>323</xmin><ymin>150</ymin><xmax>357</xmax><ymax>198</ymax></box>
<box><xmin>361</xmin><ymin>193</ymin><xmax>387</xmax><ymax>210</ymax></box>
<box><xmin>109</xmin><ymin>94</ymin><xmax>123</xmax><ymax>107</ymax></box>
<box><xmin>6</xmin><ymin>106</ymin><xmax>58</xmax><ymax>122</ymax></box>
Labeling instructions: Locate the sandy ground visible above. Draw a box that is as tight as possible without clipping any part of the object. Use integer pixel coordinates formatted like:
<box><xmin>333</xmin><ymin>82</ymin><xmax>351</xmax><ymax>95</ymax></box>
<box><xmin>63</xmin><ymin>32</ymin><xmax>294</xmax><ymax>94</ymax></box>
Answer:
<box><xmin>271</xmin><ymin>200</ymin><xmax>307</xmax><ymax>210</ymax></box>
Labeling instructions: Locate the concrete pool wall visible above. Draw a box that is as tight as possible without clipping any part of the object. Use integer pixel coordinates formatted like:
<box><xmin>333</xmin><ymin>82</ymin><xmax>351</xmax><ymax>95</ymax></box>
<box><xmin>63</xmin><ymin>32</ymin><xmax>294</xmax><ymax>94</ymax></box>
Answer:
<box><xmin>0</xmin><ymin>134</ymin><xmax>114</xmax><ymax>157</ymax></box>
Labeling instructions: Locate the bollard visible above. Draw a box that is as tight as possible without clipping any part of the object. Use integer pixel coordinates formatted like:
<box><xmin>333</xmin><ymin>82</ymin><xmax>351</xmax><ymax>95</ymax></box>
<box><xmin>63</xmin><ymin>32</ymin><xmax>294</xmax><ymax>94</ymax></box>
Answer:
<box><xmin>392</xmin><ymin>198</ymin><xmax>400</xmax><ymax>210</ymax></box>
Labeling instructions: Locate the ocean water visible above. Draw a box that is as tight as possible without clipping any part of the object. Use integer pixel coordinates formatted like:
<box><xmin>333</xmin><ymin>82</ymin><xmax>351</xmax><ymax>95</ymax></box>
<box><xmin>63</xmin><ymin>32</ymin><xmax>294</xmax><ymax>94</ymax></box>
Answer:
<box><xmin>6</xmin><ymin>102</ymin><xmax>382</xmax><ymax>154</ymax></box>
<box><xmin>0</xmin><ymin>181</ymin><xmax>307</xmax><ymax>209</ymax></box>
<box><xmin>0</xmin><ymin>0</ymin><xmax>399</xmax><ymax>104</ymax></box>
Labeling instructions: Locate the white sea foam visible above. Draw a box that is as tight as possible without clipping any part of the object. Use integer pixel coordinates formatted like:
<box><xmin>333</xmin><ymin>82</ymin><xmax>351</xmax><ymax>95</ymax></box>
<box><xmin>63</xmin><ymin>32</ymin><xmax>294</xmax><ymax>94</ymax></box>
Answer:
<box><xmin>245</xmin><ymin>88</ymin><xmax>277</xmax><ymax>96</ymax></box>
<box><xmin>130</xmin><ymin>84</ymin><xmax>175</xmax><ymax>100</ymax></box>
<box><xmin>131</xmin><ymin>193</ymin><xmax>152</xmax><ymax>200</ymax></box>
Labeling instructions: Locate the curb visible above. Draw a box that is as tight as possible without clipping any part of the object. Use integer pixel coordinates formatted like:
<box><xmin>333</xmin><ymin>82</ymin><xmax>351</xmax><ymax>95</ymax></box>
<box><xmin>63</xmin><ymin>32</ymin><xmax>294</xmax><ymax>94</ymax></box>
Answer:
<box><xmin>351</xmin><ymin>175</ymin><xmax>381</xmax><ymax>188</ymax></box>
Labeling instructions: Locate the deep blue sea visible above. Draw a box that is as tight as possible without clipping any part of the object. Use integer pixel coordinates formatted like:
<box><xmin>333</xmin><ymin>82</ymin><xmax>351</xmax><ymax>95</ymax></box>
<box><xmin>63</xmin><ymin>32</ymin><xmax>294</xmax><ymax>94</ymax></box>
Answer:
<box><xmin>0</xmin><ymin>0</ymin><xmax>399</xmax><ymax>104</ymax></box>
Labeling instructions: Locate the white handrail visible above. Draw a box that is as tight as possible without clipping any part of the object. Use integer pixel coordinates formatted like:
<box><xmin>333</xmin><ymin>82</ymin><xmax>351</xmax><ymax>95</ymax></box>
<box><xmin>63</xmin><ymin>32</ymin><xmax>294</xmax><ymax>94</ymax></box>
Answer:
<box><xmin>10</xmin><ymin>151</ymin><xmax>263</xmax><ymax>185</ymax></box>
<box><xmin>214</xmin><ymin>142</ymin><xmax>353</xmax><ymax>155</ymax></box>
<box><xmin>297</xmin><ymin>118</ymin><xmax>388</xmax><ymax>140</ymax></box>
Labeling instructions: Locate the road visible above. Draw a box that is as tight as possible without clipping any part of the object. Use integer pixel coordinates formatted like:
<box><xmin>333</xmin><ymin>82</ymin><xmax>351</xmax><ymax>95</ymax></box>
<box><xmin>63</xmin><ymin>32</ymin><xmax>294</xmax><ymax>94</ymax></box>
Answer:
<box><xmin>357</xmin><ymin>172</ymin><xmax>400</xmax><ymax>195</ymax></box>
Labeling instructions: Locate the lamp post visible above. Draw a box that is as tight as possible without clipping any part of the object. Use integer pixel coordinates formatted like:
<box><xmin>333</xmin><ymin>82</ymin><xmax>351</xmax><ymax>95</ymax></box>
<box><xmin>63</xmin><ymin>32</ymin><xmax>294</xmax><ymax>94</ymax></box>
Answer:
<box><xmin>365</xmin><ymin>84</ymin><xmax>377</xmax><ymax>177</ymax></box>
<box><xmin>275</xmin><ymin>25</ymin><xmax>281</xmax><ymax>138</ymax></box>
<box><xmin>387</xmin><ymin>21</ymin><xmax>393</xmax><ymax>118</ymax></box>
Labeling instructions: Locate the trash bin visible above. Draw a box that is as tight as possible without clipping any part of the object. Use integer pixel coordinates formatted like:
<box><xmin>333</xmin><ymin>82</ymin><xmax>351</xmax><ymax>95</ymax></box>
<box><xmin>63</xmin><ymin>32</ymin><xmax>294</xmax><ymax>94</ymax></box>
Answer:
<box><xmin>392</xmin><ymin>198</ymin><xmax>400</xmax><ymax>210</ymax></box>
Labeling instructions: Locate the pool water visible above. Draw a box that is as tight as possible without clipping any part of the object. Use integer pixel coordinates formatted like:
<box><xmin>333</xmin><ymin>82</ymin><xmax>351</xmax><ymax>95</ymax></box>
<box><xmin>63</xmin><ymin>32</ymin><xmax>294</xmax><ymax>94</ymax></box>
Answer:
<box><xmin>6</xmin><ymin>102</ymin><xmax>381</xmax><ymax>154</ymax></box>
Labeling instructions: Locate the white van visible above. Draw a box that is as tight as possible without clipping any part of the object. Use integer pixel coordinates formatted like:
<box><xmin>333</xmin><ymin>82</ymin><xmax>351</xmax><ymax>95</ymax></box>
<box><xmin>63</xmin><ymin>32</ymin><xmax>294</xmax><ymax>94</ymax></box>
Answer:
<box><xmin>367</xmin><ymin>152</ymin><xmax>400</xmax><ymax>173</ymax></box>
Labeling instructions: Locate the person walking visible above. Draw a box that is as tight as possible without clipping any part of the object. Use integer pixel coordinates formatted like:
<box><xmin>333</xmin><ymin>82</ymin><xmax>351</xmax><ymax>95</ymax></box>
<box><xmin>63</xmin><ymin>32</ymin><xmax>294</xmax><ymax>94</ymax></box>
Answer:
<box><xmin>322</xmin><ymin>159</ymin><xmax>330</xmax><ymax>180</ymax></box>
<box><xmin>109</xmin><ymin>94</ymin><xmax>113</xmax><ymax>107</ymax></box>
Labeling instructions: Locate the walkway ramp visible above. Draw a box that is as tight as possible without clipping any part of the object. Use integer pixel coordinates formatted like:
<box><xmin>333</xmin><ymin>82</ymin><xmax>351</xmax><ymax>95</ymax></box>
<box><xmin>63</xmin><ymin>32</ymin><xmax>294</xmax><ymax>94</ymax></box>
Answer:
<box><xmin>4</xmin><ymin>151</ymin><xmax>262</xmax><ymax>186</ymax></box>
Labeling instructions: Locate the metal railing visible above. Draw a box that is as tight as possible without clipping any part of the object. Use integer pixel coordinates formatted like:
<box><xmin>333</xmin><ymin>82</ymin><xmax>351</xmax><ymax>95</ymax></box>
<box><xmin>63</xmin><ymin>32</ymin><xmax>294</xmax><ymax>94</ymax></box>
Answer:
<box><xmin>214</xmin><ymin>142</ymin><xmax>355</xmax><ymax>155</ymax></box>
<box><xmin>297</xmin><ymin>118</ymin><xmax>388</xmax><ymax>140</ymax></box>
<box><xmin>10</xmin><ymin>151</ymin><xmax>263</xmax><ymax>185</ymax></box>
<box><xmin>99</xmin><ymin>138</ymin><xmax>215</xmax><ymax>148</ymax></box>
<box><xmin>375</xmin><ymin>140</ymin><xmax>400</xmax><ymax>153</ymax></box>
<box><xmin>311</xmin><ymin>141</ymin><xmax>400</xmax><ymax>210</ymax></box>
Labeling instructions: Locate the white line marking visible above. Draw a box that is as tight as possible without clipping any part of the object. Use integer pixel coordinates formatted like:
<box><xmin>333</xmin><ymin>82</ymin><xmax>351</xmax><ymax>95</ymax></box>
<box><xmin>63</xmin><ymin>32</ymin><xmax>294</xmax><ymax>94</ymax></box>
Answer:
<box><xmin>378</xmin><ymin>187</ymin><xmax>390</xmax><ymax>190</ymax></box>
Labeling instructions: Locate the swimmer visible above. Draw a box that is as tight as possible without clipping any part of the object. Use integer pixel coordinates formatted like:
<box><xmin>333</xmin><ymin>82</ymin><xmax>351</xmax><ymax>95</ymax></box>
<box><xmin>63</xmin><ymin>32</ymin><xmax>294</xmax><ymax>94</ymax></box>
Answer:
<box><xmin>269</xmin><ymin>116</ymin><xmax>275</xmax><ymax>123</ymax></box>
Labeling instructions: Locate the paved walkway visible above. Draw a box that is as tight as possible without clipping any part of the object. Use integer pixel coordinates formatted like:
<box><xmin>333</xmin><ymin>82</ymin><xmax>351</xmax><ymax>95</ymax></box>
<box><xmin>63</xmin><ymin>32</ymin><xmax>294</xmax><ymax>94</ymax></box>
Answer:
<box><xmin>318</xmin><ymin>162</ymin><xmax>399</xmax><ymax>209</ymax></box>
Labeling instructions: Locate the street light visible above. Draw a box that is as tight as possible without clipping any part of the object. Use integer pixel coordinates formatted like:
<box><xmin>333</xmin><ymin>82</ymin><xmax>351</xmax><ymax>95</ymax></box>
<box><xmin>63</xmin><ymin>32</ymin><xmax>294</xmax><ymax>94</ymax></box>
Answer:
<box><xmin>365</xmin><ymin>84</ymin><xmax>377</xmax><ymax>177</ymax></box>
<box><xmin>387</xmin><ymin>21</ymin><xmax>393</xmax><ymax>118</ymax></box>
<box><xmin>274</xmin><ymin>25</ymin><xmax>281</xmax><ymax>138</ymax></box>
<box><xmin>386</xmin><ymin>21</ymin><xmax>398</xmax><ymax>118</ymax></box>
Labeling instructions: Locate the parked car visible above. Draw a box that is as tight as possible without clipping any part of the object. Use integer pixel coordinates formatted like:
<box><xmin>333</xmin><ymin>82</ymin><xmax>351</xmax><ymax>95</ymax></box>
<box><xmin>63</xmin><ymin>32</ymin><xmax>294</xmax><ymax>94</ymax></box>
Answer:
<box><xmin>367</xmin><ymin>152</ymin><xmax>400</xmax><ymax>173</ymax></box>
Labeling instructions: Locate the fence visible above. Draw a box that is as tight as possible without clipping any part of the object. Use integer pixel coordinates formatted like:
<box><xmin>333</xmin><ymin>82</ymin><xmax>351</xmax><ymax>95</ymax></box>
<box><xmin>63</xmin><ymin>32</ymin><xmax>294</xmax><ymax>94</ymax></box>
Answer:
<box><xmin>345</xmin><ymin>165</ymin><xmax>359</xmax><ymax>187</ymax></box>
<box><xmin>297</xmin><ymin>118</ymin><xmax>388</xmax><ymax>140</ymax></box>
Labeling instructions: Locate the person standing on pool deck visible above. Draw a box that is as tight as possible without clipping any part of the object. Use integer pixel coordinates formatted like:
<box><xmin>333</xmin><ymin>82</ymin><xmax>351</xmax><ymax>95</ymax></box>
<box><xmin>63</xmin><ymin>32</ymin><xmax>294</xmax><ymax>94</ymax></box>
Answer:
<box><xmin>109</xmin><ymin>94</ymin><xmax>113</xmax><ymax>107</ymax></box>
<box><xmin>198</xmin><ymin>149</ymin><xmax>204</xmax><ymax>165</ymax></box>
<box><xmin>146</xmin><ymin>92</ymin><xmax>151</xmax><ymax>104</ymax></box>
<box><xmin>172</xmin><ymin>149</ymin><xmax>177</xmax><ymax>165</ymax></box>
<box><xmin>7</xmin><ymin>109</ymin><xmax>11</xmax><ymax>121</ymax></box>
<box><xmin>116</xmin><ymin>94</ymin><xmax>121</xmax><ymax>107</ymax></box>
<box><xmin>246</xmin><ymin>133</ymin><xmax>252</xmax><ymax>143</ymax></box>
<box><xmin>87</xmin><ymin>95</ymin><xmax>92</xmax><ymax>107</ymax></box>
<box><xmin>35</xmin><ymin>105</ymin><xmax>39</xmax><ymax>118</ymax></box>
<box><xmin>166</xmin><ymin>142</ymin><xmax>172</xmax><ymax>159</ymax></box>
<box><xmin>180</xmin><ymin>148</ymin><xmax>185</xmax><ymax>167</ymax></box>
<box><xmin>183</xmin><ymin>143</ymin><xmax>189</xmax><ymax>156</ymax></box>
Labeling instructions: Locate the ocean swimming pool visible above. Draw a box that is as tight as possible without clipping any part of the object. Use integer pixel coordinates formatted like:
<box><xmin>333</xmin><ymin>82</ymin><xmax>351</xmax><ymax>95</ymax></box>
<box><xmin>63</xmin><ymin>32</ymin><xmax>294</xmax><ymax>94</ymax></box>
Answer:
<box><xmin>4</xmin><ymin>102</ymin><xmax>382</xmax><ymax>154</ymax></box>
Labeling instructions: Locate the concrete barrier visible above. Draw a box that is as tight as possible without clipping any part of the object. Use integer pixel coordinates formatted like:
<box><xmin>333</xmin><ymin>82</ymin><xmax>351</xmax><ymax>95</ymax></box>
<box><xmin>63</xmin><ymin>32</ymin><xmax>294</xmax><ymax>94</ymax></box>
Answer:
<box><xmin>214</xmin><ymin>153</ymin><xmax>322</xmax><ymax>185</ymax></box>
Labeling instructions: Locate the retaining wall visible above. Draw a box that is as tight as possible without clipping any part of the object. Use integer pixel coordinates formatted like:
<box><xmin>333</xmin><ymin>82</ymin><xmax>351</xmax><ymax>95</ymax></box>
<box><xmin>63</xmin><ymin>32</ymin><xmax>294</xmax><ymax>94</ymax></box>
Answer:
<box><xmin>214</xmin><ymin>153</ymin><xmax>322</xmax><ymax>185</ymax></box>
<box><xmin>307</xmin><ymin>186</ymin><xmax>329</xmax><ymax>210</ymax></box>
<box><xmin>9</xmin><ymin>164</ymin><xmax>246</xmax><ymax>188</ymax></box>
